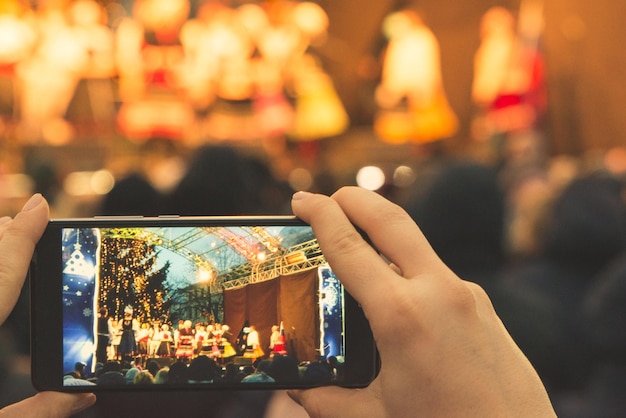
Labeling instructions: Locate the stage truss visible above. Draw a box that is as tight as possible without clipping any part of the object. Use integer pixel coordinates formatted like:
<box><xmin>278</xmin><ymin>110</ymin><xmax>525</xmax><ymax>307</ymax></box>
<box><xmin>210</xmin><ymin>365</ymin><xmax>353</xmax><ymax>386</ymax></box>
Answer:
<box><xmin>101</xmin><ymin>228</ymin><xmax>325</xmax><ymax>292</ymax></box>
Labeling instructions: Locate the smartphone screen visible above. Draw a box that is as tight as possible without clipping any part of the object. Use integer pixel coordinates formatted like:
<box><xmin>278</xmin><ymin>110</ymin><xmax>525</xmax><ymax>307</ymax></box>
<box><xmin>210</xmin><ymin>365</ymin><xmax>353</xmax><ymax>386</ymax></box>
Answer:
<box><xmin>31</xmin><ymin>217</ymin><xmax>377</xmax><ymax>391</ymax></box>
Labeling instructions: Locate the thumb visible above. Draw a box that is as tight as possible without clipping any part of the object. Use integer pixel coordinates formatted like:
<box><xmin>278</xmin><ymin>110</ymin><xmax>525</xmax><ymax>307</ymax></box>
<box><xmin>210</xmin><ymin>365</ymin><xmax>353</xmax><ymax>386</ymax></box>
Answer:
<box><xmin>0</xmin><ymin>392</ymin><xmax>96</xmax><ymax>417</ymax></box>
<box><xmin>0</xmin><ymin>193</ymin><xmax>49</xmax><ymax>324</ymax></box>
<box><xmin>288</xmin><ymin>386</ymin><xmax>383</xmax><ymax>418</ymax></box>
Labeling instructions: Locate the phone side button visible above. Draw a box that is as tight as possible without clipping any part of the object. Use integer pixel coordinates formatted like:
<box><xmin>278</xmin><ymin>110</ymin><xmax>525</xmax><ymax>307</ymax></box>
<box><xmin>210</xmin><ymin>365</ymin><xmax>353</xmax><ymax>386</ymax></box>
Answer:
<box><xmin>93</xmin><ymin>215</ymin><xmax>144</xmax><ymax>219</ymax></box>
<box><xmin>158</xmin><ymin>215</ymin><xmax>180</xmax><ymax>218</ymax></box>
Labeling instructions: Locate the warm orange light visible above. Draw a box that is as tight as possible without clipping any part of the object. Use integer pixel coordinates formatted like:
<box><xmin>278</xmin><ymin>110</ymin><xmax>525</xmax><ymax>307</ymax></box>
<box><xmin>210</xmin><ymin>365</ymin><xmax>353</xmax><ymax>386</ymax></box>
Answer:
<box><xmin>285</xmin><ymin>251</ymin><xmax>306</xmax><ymax>265</ymax></box>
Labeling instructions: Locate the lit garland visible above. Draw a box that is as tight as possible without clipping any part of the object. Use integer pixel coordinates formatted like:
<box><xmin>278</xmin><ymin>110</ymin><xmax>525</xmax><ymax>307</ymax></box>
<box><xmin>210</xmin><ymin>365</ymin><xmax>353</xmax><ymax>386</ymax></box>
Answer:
<box><xmin>98</xmin><ymin>232</ymin><xmax>170</xmax><ymax>324</ymax></box>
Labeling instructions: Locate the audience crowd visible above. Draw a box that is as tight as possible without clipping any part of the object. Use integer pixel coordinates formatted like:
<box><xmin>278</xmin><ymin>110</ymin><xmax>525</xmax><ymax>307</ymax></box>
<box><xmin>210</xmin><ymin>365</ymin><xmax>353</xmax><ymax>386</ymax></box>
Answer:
<box><xmin>63</xmin><ymin>354</ymin><xmax>336</xmax><ymax>387</ymax></box>
<box><xmin>2</xmin><ymin>144</ymin><xmax>626</xmax><ymax>417</ymax></box>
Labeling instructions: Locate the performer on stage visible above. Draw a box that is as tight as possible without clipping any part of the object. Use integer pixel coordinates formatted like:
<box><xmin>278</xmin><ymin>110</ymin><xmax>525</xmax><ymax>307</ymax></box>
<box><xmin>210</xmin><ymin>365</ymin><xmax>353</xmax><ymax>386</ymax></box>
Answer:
<box><xmin>200</xmin><ymin>324</ymin><xmax>214</xmax><ymax>357</ymax></box>
<box><xmin>211</xmin><ymin>323</ymin><xmax>236</xmax><ymax>360</ymax></box>
<box><xmin>194</xmin><ymin>323</ymin><xmax>207</xmax><ymax>355</ymax></box>
<box><xmin>236</xmin><ymin>320</ymin><xmax>250</xmax><ymax>356</ymax></box>
<box><xmin>175</xmin><ymin>320</ymin><xmax>195</xmax><ymax>360</ymax></box>
<box><xmin>118</xmin><ymin>306</ymin><xmax>139</xmax><ymax>362</ymax></box>
<box><xmin>269</xmin><ymin>325</ymin><xmax>280</xmax><ymax>351</ymax></box>
<box><xmin>244</xmin><ymin>325</ymin><xmax>264</xmax><ymax>359</ymax></box>
<box><xmin>96</xmin><ymin>308</ymin><xmax>109</xmax><ymax>364</ymax></box>
<box><xmin>148</xmin><ymin>321</ymin><xmax>162</xmax><ymax>357</ymax></box>
<box><xmin>374</xmin><ymin>9</ymin><xmax>458</xmax><ymax>145</ymax></box>
<box><xmin>136</xmin><ymin>322</ymin><xmax>150</xmax><ymax>364</ymax></box>
<box><xmin>108</xmin><ymin>318</ymin><xmax>122</xmax><ymax>361</ymax></box>
<box><xmin>269</xmin><ymin>323</ymin><xmax>287</xmax><ymax>357</ymax></box>
<box><xmin>159</xmin><ymin>323</ymin><xmax>173</xmax><ymax>357</ymax></box>
<box><xmin>471</xmin><ymin>4</ymin><xmax>546</xmax><ymax>165</ymax></box>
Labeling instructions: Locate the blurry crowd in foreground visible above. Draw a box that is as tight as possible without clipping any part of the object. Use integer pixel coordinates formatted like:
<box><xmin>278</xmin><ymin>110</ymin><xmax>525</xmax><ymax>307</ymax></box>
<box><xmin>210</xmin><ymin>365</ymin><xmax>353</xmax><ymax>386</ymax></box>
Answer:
<box><xmin>3</xmin><ymin>143</ymin><xmax>626</xmax><ymax>417</ymax></box>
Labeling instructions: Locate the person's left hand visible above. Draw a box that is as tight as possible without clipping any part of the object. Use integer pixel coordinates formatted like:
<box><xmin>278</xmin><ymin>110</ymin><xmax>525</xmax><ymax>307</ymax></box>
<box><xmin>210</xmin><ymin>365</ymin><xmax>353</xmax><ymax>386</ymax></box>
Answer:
<box><xmin>0</xmin><ymin>194</ymin><xmax>96</xmax><ymax>417</ymax></box>
<box><xmin>0</xmin><ymin>391</ymin><xmax>96</xmax><ymax>417</ymax></box>
<box><xmin>0</xmin><ymin>194</ymin><xmax>49</xmax><ymax>324</ymax></box>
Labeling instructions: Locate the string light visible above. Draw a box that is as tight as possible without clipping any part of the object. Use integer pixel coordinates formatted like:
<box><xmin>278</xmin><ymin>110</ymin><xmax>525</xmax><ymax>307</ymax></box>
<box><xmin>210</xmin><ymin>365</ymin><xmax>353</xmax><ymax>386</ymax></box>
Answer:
<box><xmin>98</xmin><ymin>230</ymin><xmax>169</xmax><ymax>323</ymax></box>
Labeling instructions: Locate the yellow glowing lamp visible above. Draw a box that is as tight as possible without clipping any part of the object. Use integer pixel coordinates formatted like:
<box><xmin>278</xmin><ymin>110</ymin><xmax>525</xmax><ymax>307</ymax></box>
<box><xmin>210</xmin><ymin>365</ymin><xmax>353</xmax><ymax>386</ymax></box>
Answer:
<box><xmin>285</xmin><ymin>251</ymin><xmax>306</xmax><ymax>265</ymax></box>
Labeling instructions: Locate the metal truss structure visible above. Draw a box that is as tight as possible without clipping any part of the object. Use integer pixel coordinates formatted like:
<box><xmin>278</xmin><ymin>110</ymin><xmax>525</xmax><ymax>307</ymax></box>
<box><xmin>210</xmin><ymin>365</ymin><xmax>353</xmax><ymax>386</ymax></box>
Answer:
<box><xmin>101</xmin><ymin>227</ymin><xmax>324</xmax><ymax>293</ymax></box>
<box><xmin>221</xmin><ymin>238</ymin><xmax>326</xmax><ymax>290</ymax></box>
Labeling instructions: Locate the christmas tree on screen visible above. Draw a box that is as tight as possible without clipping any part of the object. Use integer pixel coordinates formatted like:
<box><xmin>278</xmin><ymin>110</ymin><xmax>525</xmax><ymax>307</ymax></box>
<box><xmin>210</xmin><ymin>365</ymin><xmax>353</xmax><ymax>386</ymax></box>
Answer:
<box><xmin>99</xmin><ymin>236</ymin><xmax>170</xmax><ymax>322</ymax></box>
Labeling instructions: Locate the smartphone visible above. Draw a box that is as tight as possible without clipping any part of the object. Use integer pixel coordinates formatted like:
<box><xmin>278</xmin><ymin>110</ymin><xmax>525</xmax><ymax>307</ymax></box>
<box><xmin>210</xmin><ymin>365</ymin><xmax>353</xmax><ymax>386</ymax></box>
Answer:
<box><xmin>30</xmin><ymin>216</ymin><xmax>377</xmax><ymax>392</ymax></box>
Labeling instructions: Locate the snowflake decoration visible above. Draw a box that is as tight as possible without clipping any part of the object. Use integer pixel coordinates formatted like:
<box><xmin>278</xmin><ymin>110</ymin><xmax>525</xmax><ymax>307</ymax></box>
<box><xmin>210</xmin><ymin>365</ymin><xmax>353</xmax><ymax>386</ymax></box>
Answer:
<box><xmin>83</xmin><ymin>308</ymin><xmax>92</xmax><ymax>317</ymax></box>
<box><xmin>63</xmin><ymin>285</ymin><xmax>69</xmax><ymax>291</ymax></box>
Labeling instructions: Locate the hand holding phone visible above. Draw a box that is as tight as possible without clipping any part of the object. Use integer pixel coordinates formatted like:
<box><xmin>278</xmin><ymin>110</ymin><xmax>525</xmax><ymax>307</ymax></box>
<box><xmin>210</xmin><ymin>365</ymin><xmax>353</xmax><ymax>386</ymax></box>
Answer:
<box><xmin>289</xmin><ymin>188</ymin><xmax>555</xmax><ymax>418</ymax></box>
<box><xmin>30</xmin><ymin>213</ymin><xmax>377</xmax><ymax>391</ymax></box>
<box><xmin>0</xmin><ymin>194</ymin><xmax>96</xmax><ymax>415</ymax></box>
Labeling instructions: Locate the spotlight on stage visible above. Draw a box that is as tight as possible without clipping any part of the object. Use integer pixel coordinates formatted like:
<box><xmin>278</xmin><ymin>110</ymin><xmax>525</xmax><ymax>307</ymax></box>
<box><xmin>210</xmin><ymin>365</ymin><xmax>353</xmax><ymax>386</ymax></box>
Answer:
<box><xmin>198</xmin><ymin>268</ymin><xmax>212</xmax><ymax>282</ymax></box>
<box><xmin>285</xmin><ymin>250</ymin><xmax>307</xmax><ymax>265</ymax></box>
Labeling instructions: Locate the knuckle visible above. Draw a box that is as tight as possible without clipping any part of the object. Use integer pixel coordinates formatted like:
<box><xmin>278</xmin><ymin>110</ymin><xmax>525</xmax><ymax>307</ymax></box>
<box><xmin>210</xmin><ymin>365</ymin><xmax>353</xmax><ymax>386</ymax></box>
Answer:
<box><xmin>465</xmin><ymin>280</ymin><xmax>497</xmax><ymax>312</ymax></box>
<box><xmin>378</xmin><ymin>202</ymin><xmax>411</xmax><ymax>226</ymax></box>
<box><xmin>442</xmin><ymin>280</ymin><xmax>480</xmax><ymax>315</ymax></box>
<box><xmin>327</xmin><ymin>224</ymin><xmax>367</xmax><ymax>255</ymax></box>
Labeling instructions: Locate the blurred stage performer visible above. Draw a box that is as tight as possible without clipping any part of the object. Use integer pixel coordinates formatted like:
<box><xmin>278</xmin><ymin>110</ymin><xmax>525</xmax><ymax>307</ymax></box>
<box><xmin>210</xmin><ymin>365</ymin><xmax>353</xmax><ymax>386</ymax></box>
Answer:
<box><xmin>15</xmin><ymin>0</ymin><xmax>84</xmax><ymax>144</ymax></box>
<box><xmin>118</xmin><ymin>305</ymin><xmax>139</xmax><ymax>362</ymax></box>
<box><xmin>261</xmin><ymin>1</ymin><xmax>348</xmax><ymax>161</ymax></box>
<box><xmin>115</xmin><ymin>0</ymin><xmax>195</xmax><ymax>142</ymax></box>
<box><xmin>136</xmin><ymin>322</ymin><xmax>150</xmax><ymax>365</ymax></box>
<box><xmin>148</xmin><ymin>321</ymin><xmax>161</xmax><ymax>357</ymax></box>
<box><xmin>374</xmin><ymin>9</ymin><xmax>458</xmax><ymax>145</ymax></box>
<box><xmin>96</xmin><ymin>307</ymin><xmax>110</xmax><ymax>364</ymax></box>
<box><xmin>0</xmin><ymin>1</ymin><xmax>36</xmax><ymax>135</ymax></box>
<box><xmin>208</xmin><ymin>323</ymin><xmax>236</xmax><ymax>360</ymax></box>
<box><xmin>244</xmin><ymin>325</ymin><xmax>264</xmax><ymax>359</ymax></box>
<box><xmin>181</xmin><ymin>2</ymin><xmax>259</xmax><ymax>142</ymax></box>
<box><xmin>269</xmin><ymin>322</ymin><xmax>287</xmax><ymax>357</ymax></box>
<box><xmin>175</xmin><ymin>319</ymin><xmax>195</xmax><ymax>360</ymax></box>
<box><xmin>63</xmin><ymin>0</ymin><xmax>116</xmax><ymax>138</ymax></box>
<box><xmin>236</xmin><ymin>320</ymin><xmax>250</xmax><ymax>356</ymax></box>
<box><xmin>471</xmin><ymin>2</ymin><xmax>547</xmax><ymax>165</ymax></box>
<box><xmin>158</xmin><ymin>323</ymin><xmax>173</xmax><ymax>357</ymax></box>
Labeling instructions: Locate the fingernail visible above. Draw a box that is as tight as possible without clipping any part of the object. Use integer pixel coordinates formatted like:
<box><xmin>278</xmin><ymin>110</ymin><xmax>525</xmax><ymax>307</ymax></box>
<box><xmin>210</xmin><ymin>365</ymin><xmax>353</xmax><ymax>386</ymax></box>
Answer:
<box><xmin>292</xmin><ymin>191</ymin><xmax>313</xmax><ymax>200</ymax></box>
<box><xmin>0</xmin><ymin>216</ymin><xmax>11</xmax><ymax>225</ymax></box>
<box><xmin>21</xmin><ymin>194</ymin><xmax>43</xmax><ymax>212</ymax></box>
<box><xmin>71</xmin><ymin>393</ymin><xmax>96</xmax><ymax>414</ymax></box>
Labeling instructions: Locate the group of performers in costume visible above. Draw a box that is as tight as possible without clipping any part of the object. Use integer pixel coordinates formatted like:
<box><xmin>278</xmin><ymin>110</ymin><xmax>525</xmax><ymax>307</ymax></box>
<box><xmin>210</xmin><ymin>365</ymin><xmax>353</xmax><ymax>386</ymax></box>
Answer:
<box><xmin>100</xmin><ymin>306</ymin><xmax>286</xmax><ymax>366</ymax></box>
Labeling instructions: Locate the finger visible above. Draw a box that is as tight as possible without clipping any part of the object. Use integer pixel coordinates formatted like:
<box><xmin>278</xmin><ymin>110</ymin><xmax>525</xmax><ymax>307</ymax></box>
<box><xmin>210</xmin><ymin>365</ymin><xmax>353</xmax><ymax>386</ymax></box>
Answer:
<box><xmin>0</xmin><ymin>392</ymin><xmax>96</xmax><ymax>417</ymax></box>
<box><xmin>287</xmin><ymin>386</ymin><xmax>383</xmax><ymax>418</ymax></box>
<box><xmin>291</xmin><ymin>191</ymin><xmax>399</xmax><ymax>308</ymax></box>
<box><xmin>0</xmin><ymin>194</ymin><xmax>49</xmax><ymax>323</ymax></box>
<box><xmin>389</xmin><ymin>262</ymin><xmax>402</xmax><ymax>275</ymax></box>
<box><xmin>331</xmin><ymin>187</ymin><xmax>444</xmax><ymax>279</ymax></box>
<box><xmin>0</xmin><ymin>216</ymin><xmax>12</xmax><ymax>241</ymax></box>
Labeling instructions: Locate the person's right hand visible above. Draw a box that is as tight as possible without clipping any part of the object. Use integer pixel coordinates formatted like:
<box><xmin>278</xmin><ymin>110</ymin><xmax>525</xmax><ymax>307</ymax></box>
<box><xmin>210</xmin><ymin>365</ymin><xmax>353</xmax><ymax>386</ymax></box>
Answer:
<box><xmin>289</xmin><ymin>187</ymin><xmax>555</xmax><ymax>417</ymax></box>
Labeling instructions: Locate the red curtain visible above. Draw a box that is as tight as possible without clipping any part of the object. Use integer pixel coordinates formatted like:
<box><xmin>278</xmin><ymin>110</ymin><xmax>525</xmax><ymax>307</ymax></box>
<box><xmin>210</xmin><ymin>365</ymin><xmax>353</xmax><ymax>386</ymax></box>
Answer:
<box><xmin>223</xmin><ymin>269</ymin><xmax>319</xmax><ymax>362</ymax></box>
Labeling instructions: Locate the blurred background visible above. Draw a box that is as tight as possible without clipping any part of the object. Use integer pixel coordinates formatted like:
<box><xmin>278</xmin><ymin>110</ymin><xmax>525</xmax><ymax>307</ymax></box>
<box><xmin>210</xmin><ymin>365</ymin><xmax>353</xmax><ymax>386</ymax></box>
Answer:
<box><xmin>2</xmin><ymin>0</ymin><xmax>626</xmax><ymax>416</ymax></box>
<box><xmin>1</xmin><ymin>0</ymin><xmax>626</xmax><ymax>217</ymax></box>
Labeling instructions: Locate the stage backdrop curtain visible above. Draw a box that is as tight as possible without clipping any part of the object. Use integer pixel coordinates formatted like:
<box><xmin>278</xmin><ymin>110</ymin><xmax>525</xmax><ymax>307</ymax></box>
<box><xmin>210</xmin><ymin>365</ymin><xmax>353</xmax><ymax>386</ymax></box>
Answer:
<box><xmin>246</xmin><ymin>279</ymin><xmax>278</xmax><ymax>352</ymax></box>
<box><xmin>223</xmin><ymin>268</ymin><xmax>319</xmax><ymax>363</ymax></box>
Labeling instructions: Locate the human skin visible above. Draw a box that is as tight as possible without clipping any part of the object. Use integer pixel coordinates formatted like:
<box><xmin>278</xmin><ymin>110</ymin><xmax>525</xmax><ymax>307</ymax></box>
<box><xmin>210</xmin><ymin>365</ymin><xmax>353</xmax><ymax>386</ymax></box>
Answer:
<box><xmin>289</xmin><ymin>187</ymin><xmax>555</xmax><ymax>418</ymax></box>
<box><xmin>0</xmin><ymin>194</ymin><xmax>96</xmax><ymax>417</ymax></box>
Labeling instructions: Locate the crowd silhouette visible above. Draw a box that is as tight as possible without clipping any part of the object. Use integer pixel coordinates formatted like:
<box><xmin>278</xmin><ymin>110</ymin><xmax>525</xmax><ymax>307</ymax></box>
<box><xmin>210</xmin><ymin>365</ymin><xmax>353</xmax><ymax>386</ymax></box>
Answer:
<box><xmin>402</xmin><ymin>153</ymin><xmax>626</xmax><ymax>417</ymax></box>
<box><xmin>2</xmin><ymin>143</ymin><xmax>626</xmax><ymax>416</ymax></box>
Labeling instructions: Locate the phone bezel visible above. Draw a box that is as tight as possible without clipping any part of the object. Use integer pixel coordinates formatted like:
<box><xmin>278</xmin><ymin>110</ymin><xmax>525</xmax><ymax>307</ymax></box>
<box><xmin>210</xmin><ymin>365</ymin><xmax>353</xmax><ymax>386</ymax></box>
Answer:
<box><xmin>30</xmin><ymin>216</ymin><xmax>378</xmax><ymax>392</ymax></box>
